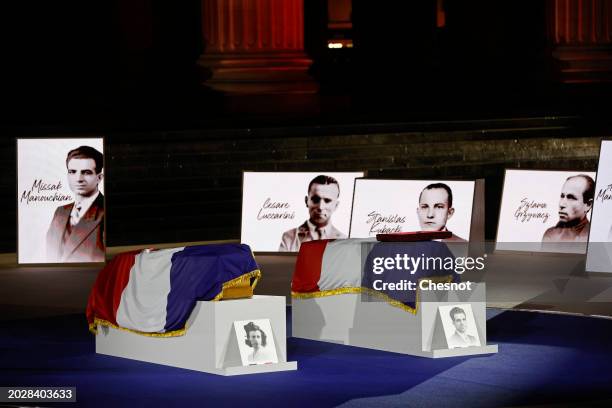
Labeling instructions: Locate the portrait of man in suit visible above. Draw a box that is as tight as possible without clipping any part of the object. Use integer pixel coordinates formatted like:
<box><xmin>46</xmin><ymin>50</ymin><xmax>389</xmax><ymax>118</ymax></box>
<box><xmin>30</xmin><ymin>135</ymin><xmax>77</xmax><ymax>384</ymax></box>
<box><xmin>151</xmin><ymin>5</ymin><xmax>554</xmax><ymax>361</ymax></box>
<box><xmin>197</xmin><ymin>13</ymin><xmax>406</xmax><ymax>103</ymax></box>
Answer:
<box><xmin>46</xmin><ymin>145</ymin><xmax>105</xmax><ymax>263</ymax></box>
<box><xmin>448</xmin><ymin>306</ymin><xmax>479</xmax><ymax>348</ymax></box>
<box><xmin>417</xmin><ymin>183</ymin><xmax>467</xmax><ymax>242</ymax></box>
<box><xmin>279</xmin><ymin>175</ymin><xmax>347</xmax><ymax>251</ymax></box>
<box><xmin>542</xmin><ymin>174</ymin><xmax>595</xmax><ymax>244</ymax></box>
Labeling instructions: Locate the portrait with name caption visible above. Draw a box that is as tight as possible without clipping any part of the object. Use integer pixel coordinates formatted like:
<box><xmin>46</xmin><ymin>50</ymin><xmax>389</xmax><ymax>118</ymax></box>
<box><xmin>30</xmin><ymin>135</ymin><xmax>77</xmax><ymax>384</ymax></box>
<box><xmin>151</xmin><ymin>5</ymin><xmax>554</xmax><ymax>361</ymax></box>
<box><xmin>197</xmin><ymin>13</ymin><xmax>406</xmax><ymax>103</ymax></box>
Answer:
<box><xmin>17</xmin><ymin>138</ymin><xmax>105</xmax><ymax>264</ymax></box>
<box><xmin>241</xmin><ymin>171</ymin><xmax>363</xmax><ymax>252</ymax></box>
<box><xmin>496</xmin><ymin>169</ymin><xmax>596</xmax><ymax>254</ymax></box>
<box><xmin>349</xmin><ymin>179</ymin><xmax>475</xmax><ymax>241</ymax></box>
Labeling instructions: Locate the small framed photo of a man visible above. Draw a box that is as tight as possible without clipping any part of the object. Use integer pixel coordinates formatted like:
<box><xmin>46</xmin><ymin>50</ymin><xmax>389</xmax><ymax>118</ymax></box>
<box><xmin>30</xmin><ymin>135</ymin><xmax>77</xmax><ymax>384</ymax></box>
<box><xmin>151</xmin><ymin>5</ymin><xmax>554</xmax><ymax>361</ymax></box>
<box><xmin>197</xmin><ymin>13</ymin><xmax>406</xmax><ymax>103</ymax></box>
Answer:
<box><xmin>233</xmin><ymin>319</ymin><xmax>278</xmax><ymax>366</ymax></box>
<box><xmin>17</xmin><ymin>138</ymin><xmax>105</xmax><ymax>264</ymax></box>
<box><xmin>438</xmin><ymin>304</ymin><xmax>481</xmax><ymax>349</ymax></box>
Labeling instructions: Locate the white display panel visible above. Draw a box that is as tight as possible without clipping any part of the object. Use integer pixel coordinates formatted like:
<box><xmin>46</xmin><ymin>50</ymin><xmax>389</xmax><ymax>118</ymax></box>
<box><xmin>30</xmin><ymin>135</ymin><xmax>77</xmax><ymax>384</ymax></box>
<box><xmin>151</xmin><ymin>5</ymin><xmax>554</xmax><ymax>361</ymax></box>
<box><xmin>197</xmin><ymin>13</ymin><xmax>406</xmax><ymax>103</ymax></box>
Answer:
<box><xmin>241</xmin><ymin>172</ymin><xmax>363</xmax><ymax>252</ymax></box>
<box><xmin>496</xmin><ymin>169</ymin><xmax>596</xmax><ymax>253</ymax></box>
<box><xmin>587</xmin><ymin>141</ymin><xmax>612</xmax><ymax>272</ymax></box>
<box><xmin>349</xmin><ymin>179</ymin><xmax>475</xmax><ymax>241</ymax></box>
<box><xmin>17</xmin><ymin>138</ymin><xmax>105</xmax><ymax>264</ymax></box>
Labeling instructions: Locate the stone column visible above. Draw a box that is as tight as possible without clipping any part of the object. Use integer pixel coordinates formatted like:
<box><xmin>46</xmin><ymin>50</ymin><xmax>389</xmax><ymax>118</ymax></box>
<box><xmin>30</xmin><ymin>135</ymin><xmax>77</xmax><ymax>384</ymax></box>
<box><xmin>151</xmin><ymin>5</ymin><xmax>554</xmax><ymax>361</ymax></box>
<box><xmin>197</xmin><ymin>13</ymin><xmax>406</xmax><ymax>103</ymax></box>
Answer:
<box><xmin>547</xmin><ymin>0</ymin><xmax>612</xmax><ymax>82</ymax></box>
<box><xmin>197</xmin><ymin>0</ymin><xmax>317</xmax><ymax>94</ymax></box>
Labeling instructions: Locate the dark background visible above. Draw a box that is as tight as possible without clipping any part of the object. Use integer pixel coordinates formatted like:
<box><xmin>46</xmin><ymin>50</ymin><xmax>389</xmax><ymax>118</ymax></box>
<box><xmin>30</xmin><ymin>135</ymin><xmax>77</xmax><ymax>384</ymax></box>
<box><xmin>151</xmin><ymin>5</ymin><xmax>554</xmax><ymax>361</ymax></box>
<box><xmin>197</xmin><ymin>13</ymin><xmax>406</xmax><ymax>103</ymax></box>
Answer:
<box><xmin>1</xmin><ymin>1</ymin><xmax>610</xmax><ymax>252</ymax></box>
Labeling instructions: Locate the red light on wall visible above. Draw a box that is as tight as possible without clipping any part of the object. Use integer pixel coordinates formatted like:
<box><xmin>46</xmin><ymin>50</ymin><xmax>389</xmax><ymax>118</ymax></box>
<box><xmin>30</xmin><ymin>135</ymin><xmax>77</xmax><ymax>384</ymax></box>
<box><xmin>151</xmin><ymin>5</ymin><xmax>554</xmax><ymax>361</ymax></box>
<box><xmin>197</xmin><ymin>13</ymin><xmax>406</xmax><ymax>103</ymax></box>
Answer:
<box><xmin>437</xmin><ymin>0</ymin><xmax>446</xmax><ymax>28</ymax></box>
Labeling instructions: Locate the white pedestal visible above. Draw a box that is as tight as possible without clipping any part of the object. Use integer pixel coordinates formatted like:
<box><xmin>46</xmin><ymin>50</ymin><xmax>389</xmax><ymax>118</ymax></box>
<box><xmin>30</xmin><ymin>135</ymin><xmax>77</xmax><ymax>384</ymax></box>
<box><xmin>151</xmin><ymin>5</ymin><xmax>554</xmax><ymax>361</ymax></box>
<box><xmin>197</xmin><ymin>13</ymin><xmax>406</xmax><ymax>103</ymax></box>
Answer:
<box><xmin>96</xmin><ymin>295</ymin><xmax>297</xmax><ymax>375</ymax></box>
<box><xmin>293</xmin><ymin>283</ymin><xmax>497</xmax><ymax>358</ymax></box>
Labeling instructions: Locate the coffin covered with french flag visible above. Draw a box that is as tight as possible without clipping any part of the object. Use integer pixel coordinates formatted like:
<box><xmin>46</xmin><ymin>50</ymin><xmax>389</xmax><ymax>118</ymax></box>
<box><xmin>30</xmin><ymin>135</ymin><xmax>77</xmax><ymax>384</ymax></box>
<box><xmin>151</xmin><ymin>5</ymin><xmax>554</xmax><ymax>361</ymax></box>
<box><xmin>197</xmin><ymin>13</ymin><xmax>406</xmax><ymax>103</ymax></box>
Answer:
<box><xmin>292</xmin><ymin>238</ymin><xmax>459</xmax><ymax>313</ymax></box>
<box><xmin>87</xmin><ymin>244</ymin><xmax>260</xmax><ymax>337</ymax></box>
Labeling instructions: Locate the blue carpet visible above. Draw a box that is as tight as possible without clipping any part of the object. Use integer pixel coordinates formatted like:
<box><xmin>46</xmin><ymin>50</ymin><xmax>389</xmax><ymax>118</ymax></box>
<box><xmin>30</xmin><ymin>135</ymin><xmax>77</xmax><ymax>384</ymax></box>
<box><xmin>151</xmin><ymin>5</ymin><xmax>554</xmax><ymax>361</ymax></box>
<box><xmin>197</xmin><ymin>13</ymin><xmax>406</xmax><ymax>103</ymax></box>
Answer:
<box><xmin>1</xmin><ymin>308</ymin><xmax>612</xmax><ymax>407</ymax></box>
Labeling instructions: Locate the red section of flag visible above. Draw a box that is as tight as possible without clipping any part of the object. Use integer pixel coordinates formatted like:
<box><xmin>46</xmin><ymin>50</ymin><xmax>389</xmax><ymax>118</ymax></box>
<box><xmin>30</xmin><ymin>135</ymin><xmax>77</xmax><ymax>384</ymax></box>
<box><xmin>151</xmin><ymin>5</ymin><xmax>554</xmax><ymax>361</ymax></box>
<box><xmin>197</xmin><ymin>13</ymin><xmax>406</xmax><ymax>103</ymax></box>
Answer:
<box><xmin>291</xmin><ymin>240</ymin><xmax>328</xmax><ymax>293</ymax></box>
<box><xmin>86</xmin><ymin>250</ymin><xmax>140</xmax><ymax>327</ymax></box>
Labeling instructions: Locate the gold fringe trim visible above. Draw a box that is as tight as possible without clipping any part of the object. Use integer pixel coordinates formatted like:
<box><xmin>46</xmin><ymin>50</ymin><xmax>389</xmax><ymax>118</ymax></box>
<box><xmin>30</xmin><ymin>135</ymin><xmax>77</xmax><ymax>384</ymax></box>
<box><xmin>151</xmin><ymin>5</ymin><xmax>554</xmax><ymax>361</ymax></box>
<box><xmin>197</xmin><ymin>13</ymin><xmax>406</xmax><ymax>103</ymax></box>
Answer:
<box><xmin>291</xmin><ymin>287</ymin><xmax>363</xmax><ymax>299</ymax></box>
<box><xmin>90</xmin><ymin>268</ymin><xmax>262</xmax><ymax>337</ymax></box>
<box><xmin>90</xmin><ymin>318</ymin><xmax>187</xmax><ymax>338</ymax></box>
<box><xmin>212</xmin><ymin>269</ymin><xmax>261</xmax><ymax>301</ymax></box>
<box><xmin>292</xmin><ymin>275</ymin><xmax>454</xmax><ymax>315</ymax></box>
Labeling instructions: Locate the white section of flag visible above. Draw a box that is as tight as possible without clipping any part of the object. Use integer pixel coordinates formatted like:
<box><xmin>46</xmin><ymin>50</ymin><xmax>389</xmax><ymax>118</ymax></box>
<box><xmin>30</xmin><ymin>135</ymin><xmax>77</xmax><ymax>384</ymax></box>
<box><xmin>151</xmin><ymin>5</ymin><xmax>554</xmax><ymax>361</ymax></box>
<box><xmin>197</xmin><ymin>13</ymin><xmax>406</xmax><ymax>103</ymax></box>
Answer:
<box><xmin>318</xmin><ymin>239</ymin><xmax>373</xmax><ymax>291</ymax></box>
<box><xmin>116</xmin><ymin>247</ymin><xmax>184</xmax><ymax>332</ymax></box>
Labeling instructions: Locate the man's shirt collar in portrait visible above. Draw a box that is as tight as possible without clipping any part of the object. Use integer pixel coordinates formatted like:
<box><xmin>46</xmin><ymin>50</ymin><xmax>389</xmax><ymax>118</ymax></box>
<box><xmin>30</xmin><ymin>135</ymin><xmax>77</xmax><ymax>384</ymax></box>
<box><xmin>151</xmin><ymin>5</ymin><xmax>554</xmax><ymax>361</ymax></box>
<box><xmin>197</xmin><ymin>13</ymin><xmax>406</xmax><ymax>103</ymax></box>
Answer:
<box><xmin>555</xmin><ymin>216</ymin><xmax>589</xmax><ymax>233</ymax></box>
<box><xmin>306</xmin><ymin>220</ymin><xmax>332</xmax><ymax>240</ymax></box>
<box><xmin>455</xmin><ymin>330</ymin><xmax>471</xmax><ymax>343</ymax></box>
<box><xmin>72</xmin><ymin>190</ymin><xmax>100</xmax><ymax>224</ymax></box>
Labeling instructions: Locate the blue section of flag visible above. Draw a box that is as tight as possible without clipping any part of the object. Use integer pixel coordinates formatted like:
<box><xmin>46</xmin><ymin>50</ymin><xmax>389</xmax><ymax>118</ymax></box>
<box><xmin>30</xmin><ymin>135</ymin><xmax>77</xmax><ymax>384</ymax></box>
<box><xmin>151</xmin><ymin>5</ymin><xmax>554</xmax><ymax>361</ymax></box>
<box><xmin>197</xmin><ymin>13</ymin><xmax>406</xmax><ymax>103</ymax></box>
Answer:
<box><xmin>163</xmin><ymin>244</ymin><xmax>259</xmax><ymax>332</ymax></box>
<box><xmin>362</xmin><ymin>241</ymin><xmax>460</xmax><ymax>309</ymax></box>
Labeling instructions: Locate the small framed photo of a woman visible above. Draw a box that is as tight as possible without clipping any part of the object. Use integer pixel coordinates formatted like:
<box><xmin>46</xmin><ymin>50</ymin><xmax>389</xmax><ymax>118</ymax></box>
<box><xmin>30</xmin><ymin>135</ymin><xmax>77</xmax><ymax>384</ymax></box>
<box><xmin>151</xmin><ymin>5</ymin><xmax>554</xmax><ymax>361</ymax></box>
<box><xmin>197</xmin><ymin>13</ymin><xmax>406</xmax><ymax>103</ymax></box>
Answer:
<box><xmin>233</xmin><ymin>319</ymin><xmax>279</xmax><ymax>366</ymax></box>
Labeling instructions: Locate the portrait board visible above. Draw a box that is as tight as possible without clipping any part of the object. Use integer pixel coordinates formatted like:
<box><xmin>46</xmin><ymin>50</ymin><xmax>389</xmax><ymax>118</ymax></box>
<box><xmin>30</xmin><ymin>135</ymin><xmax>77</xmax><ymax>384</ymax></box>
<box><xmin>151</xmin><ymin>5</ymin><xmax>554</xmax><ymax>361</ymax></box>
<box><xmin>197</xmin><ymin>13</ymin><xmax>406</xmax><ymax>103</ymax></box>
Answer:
<box><xmin>349</xmin><ymin>179</ymin><xmax>475</xmax><ymax>241</ymax></box>
<box><xmin>496</xmin><ymin>169</ymin><xmax>596</xmax><ymax>253</ymax></box>
<box><xmin>587</xmin><ymin>140</ymin><xmax>612</xmax><ymax>272</ymax></box>
<box><xmin>241</xmin><ymin>171</ymin><xmax>364</xmax><ymax>252</ymax></box>
<box><xmin>233</xmin><ymin>319</ymin><xmax>278</xmax><ymax>366</ymax></box>
<box><xmin>17</xmin><ymin>138</ymin><xmax>105</xmax><ymax>264</ymax></box>
<box><xmin>438</xmin><ymin>304</ymin><xmax>481</xmax><ymax>349</ymax></box>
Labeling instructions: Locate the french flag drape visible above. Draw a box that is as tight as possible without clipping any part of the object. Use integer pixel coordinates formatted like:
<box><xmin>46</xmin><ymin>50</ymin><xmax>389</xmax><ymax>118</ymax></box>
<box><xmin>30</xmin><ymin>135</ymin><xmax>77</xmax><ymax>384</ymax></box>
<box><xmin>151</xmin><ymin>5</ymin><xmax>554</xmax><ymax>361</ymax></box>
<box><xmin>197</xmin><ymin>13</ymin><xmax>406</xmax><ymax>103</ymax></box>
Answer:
<box><xmin>86</xmin><ymin>244</ymin><xmax>260</xmax><ymax>337</ymax></box>
<box><xmin>291</xmin><ymin>239</ymin><xmax>366</xmax><ymax>295</ymax></box>
<box><xmin>292</xmin><ymin>239</ymin><xmax>458</xmax><ymax>313</ymax></box>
